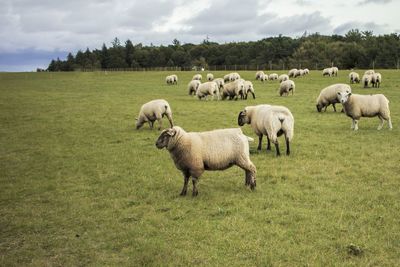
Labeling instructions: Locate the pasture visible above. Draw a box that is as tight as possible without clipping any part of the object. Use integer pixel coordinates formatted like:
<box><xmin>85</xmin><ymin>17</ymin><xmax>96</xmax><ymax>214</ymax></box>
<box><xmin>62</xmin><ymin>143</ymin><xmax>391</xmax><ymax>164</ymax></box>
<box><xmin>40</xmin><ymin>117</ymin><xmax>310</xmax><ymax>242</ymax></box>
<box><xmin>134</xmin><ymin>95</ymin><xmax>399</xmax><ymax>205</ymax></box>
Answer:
<box><xmin>1</xmin><ymin>70</ymin><xmax>399</xmax><ymax>266</ymax></box>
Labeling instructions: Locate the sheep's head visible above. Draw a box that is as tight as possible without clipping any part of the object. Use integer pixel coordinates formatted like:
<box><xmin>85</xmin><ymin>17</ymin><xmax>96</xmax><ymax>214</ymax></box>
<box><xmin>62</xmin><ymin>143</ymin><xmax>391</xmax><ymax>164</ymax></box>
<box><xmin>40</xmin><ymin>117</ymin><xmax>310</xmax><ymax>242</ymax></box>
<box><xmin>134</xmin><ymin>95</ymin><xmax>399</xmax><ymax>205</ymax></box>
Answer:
<box><xmin>337</xmin><ymin>91</ymin><xmax>351</xmax><ymax>104</ymax></box>
<box><xmin>155</xmin><ymin>128</ymin><xmax>176</xmax><ymax>149</ymax></box>
<box><xmin>316</xmin><ymin>104</ymin><xmax>323</xmax><ymax>112</ymax></box>
<box><xmin>237</xmin><ymin>110</ymin><xmax>250</xmax><ymax>126</ymax></box>
<box><xmin>135</xmin><ymin>118</ymin><xmax>144</xmax><ymax>130</ymax></box>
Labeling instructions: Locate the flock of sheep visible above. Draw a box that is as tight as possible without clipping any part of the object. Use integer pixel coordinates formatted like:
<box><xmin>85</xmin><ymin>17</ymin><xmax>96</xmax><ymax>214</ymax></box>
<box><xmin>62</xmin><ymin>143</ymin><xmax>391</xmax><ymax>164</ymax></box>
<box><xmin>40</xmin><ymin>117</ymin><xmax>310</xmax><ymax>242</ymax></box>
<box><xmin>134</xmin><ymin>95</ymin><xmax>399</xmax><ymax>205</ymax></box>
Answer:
<box><xmin>136</xmin><ymin>68</ymin><xmax>392</xmax><ymax>196</ymax></box>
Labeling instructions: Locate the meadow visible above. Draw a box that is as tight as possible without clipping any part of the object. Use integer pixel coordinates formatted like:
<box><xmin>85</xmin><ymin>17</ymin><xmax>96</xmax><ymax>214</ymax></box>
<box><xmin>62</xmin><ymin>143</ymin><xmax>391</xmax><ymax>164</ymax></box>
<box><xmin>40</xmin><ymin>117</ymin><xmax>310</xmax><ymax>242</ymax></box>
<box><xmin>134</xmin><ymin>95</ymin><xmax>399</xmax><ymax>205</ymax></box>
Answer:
<box><xmin>0</xmin><ymin>70</ymin><xmax>399</xmax><ymax>266</ymax></box>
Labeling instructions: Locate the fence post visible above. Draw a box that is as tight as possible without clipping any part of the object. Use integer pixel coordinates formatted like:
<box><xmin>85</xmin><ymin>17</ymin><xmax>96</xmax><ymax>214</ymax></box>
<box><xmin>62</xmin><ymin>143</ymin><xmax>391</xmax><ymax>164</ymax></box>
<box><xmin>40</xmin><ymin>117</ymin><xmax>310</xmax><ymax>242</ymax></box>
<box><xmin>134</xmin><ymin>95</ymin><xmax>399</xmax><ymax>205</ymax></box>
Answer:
<box><xmin>372</xmin><ymin>60</ymin><xmax>375</xmax><ymax>70</ymax></box>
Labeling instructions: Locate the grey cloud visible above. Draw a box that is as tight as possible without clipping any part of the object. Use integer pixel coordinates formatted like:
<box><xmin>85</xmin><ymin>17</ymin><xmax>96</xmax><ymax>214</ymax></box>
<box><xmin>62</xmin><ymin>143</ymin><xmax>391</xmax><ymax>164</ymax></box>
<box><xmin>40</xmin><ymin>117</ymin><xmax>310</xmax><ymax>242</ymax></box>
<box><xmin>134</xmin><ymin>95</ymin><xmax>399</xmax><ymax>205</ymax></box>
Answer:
<box><xmin>333</xmin><ymin>21</ymin><xmax>389</xmax><ymax>35</ymax></box>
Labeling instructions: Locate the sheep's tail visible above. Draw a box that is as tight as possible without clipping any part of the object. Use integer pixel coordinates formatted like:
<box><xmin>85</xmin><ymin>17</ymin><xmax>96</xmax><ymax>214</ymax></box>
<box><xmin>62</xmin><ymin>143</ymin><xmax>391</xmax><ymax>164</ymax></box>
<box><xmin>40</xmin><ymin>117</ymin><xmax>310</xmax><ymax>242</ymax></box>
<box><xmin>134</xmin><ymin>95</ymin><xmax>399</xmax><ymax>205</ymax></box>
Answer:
<box><xmin>246</xmin><ymin>136</ymin><xmax>254</xmax><ymax>142</ymax></box>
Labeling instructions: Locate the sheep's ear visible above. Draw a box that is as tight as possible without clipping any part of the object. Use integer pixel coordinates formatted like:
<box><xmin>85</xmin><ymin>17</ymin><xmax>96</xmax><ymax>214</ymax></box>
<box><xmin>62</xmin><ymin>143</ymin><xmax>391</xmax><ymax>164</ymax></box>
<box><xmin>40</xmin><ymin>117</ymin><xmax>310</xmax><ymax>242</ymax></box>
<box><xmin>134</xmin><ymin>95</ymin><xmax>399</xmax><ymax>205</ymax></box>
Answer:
<box><xmin>166</xmin><ymin>128</ymin><xmax>176</xmax><ymax>136</ymax></box>
<box><xmin>348</xmin><ymin>92</ymin><xmax>352</xmax><ymax>96</ymax></box>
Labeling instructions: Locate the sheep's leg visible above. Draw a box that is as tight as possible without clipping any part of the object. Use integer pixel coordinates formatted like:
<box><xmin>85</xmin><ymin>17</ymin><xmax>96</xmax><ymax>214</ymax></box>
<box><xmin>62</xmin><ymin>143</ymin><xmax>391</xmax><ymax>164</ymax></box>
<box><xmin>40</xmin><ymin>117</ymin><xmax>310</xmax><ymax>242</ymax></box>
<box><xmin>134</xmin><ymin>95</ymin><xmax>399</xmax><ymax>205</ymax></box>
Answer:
<box><xmin>274</xmin><ymin>141</ymin><xmax>281</xmax><ymax>156</ymax></box>
<box><xmin>266</xmin><ymin>136</ymin><xmax>271</xmax><ymax>151</ymax></box>
<box><xmin>351</xmin><ymin>119</ymin><xmax>355</xmax><ymax>130</ymax></box>
<box><xmin>332</xmin><ymin>103</ymin><xmax>337</xmax><ymax>112</ymax></box>
<box><xmin>166</xmin><ymin>114</ymin><xmax>174</xmax><ymax>128</ymax></box>
<box><xmin>192</xmin><ymin>177</ymin><xmax>199</xmax><ymax>196</ymax></box>
<box><xmin>251</xmin><ymin>92</ymin><xmax>256</xmax><ymax>99</ymax></box>
<box><xmin>377</xmin><ymin>116</ymin><xmax>384</xmax><ymax>130</ymax></box>
<box><xmin>257</xmin><ymin>135</ymin><xmax>263</xmax><ymax>151</ymax></box>
<box><xmin>180</xmin><ymin>172</ymin><xmax>190</xmax><ymax>196</ymax></box>
<box><xmin>388</xmin><ymin>118</ymin><xmax>393</xmax><ymax>129</ymax></box>
<box><xmin>156</xmin><ymin>117</ymin><xmax>163</xmax><ymax>130</ymax></box>
<box><xmin>149</xmin><ymin>121</ymin><xmax>154</xmax><ymax>129</ymax></box>
<box><xmin>324</xmin><ymin>105</ymin><xmax>328</xmax><ymax>112</ymax></box>
<box><xmin>353</xmin><ymin>120</ymin><xmax>359</xmax><ymax>131</ymax></box>
<box><xmin>286</xmin><ymin>137</ymin><xmax>290</xmax><ymax>155</ymax></box>
<box><xmin>237</xmin><ymin>161</ymin><xmax>256</xmax><ymax>190</ymax></box>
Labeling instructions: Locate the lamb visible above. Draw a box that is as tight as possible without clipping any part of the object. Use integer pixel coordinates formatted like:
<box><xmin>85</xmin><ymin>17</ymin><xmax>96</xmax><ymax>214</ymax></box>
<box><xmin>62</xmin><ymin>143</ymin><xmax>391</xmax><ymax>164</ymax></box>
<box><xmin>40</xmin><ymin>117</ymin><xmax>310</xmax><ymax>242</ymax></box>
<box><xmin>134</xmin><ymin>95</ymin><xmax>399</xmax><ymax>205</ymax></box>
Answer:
<box><xmin>316</xmin><ymin>83</ymin><xmax>352</xmax><ymax>112</ymax></box>
<box><xmin>136</xmin><ymin>99</ymin><xmax>173</xmax><ymax>130</ymax></box>
<box><xmin>207</xmin><ymin>73</ymin><xmax>214</xmax><ymax>81</ymax></box>
<box><xmin>238</xmin><ymin>104</ymin><xmax>294</xmax><ymax>156</ymax></box>
<box><xmin>336</xmin><ymin>91</ymin><xmax>392</xmax><ymax>130</ymax></box>
<box><xmin>243</xmin><ymin>80</ymin><xmax>256</xmax><ymax>99</ymax></box>
<box><xmin>278</xmin><ymin>74</ymin><xmax>289</xmax><ymax>82</ymax></box>
<box><xmin>362</xmin><ymin>74</ymin><xmax>372</xmax><ymax>88</ymax></box>
<box><xmin>155</xmin><ymin>126</ymin><xmax>257</xmax><ymax>196</ymax></box>
<box><xmin>192</xmin><ymin>74</ymin><xmax>202</xmax><ymax>81</ymax></box>
<box><xmin>288</xmin><ymin>68</ymin><xmax>297</xmax><ymax>78</ymax></box>
<box><xmin>349</xmin><ymin>72</ymin><xmax>360</xmax><ymax>84</ymax></box>
<box><xmin>371</xmin><ymin>72</ymin><xmax>382</xmax><ymax>88</ymax></box>
<box><xmin>323</xmin><ymin>68</ymin><xmax>333</xmax><ymax>77</ymax></box>
<box><xmin>269</xmin><ymin>73</ymin><xmax>279</xmax><ymax>80</ymax></box>
<box><xmin>255</xmin><ymin>71</ymin><xmax>264</xmax><ymax>80</ymax></box>
<box><xmin>188</xmin><ymin>80</ymin><xmax>201</xmax><ymax>95</ymax></box>
<box><xmin>221</xmin><ymin>79</ymin><xmax>245</xmax><ymax>100</ymax></box>
<box><xmin>196</xmin><ymin>81</ymin><xmax>219</xmax><ymax>100</ymax></box>
<box><xmin>279</xmin><ymin>80</ymin><xmax>295</xmax><ymax>96</ymax></box>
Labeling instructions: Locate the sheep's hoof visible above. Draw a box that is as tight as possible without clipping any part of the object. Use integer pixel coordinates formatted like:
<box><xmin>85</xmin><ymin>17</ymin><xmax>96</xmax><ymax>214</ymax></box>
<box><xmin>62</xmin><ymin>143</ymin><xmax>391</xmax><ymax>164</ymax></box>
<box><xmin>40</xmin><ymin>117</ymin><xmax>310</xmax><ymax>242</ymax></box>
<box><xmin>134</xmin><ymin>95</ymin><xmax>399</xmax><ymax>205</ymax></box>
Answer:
<box><xmin>192</xmin><ymin>191</ymin><xmax>198</xmax><ymax>197</ymax></box>
<box><xmin>180</xmin><ymin>191</ymin><xmax>187</xmax><ymax>196</ymax></box>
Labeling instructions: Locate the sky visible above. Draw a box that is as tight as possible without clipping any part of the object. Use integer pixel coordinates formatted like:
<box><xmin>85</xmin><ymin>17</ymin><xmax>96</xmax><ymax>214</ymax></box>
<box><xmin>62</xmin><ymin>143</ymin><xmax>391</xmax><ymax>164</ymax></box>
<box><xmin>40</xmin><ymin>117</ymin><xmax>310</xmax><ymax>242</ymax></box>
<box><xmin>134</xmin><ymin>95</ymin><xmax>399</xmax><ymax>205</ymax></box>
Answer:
<box><xmin>0</xmin><ymin>0</ymin><xmax>398</xmax><ymax>71</ymax></box>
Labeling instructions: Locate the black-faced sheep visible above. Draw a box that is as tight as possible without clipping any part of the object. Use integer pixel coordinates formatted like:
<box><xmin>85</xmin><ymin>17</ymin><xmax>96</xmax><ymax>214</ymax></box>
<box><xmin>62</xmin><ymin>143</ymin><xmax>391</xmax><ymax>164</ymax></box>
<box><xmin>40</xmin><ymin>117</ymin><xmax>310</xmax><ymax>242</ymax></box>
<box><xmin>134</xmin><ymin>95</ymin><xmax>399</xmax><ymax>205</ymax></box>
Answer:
<box><xmin>155</xmin><ymin>126</ymin><xmax>257</xmax><ymax>196</ymax></box>
<box><xmin>279</xmin><ymin>80</ymin><xmax>295</xmax><ymax>96</ymax></box>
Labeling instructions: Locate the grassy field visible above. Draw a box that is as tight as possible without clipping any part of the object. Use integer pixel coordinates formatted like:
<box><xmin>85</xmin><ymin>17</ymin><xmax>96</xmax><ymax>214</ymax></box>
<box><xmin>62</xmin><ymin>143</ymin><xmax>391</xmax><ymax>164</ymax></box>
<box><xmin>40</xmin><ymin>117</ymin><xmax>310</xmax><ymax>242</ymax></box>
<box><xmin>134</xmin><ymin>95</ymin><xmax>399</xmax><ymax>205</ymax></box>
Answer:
<box><xmin>1</xmin><ymin>70</ymin><xmax>399</xmax><ymax>266</ymax></box>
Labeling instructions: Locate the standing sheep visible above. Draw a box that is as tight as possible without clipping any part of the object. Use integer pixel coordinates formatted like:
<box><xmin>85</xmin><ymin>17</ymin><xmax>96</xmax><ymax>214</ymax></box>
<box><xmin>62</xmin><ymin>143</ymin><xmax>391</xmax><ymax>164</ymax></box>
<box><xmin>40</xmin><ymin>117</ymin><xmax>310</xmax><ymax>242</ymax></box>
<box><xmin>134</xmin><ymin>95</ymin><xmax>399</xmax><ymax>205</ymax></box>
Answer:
<box><xmin>332</xmin><ymin>67</ymin><xmax>338</xmax><ymax>76</ymax></box>
<box><xmin>221</xmin><ymin>79</ymin><xmax>245</xmax><ymax>100</ymax></box>
<box><xmin>243</xmin><ymin>80</ymin><xmax>256</xmax><ymax>99</ymax></box>
<box><xmin>362</xmin><ymin>74</ymin><xmax>372</xmax><ymax>88</ymax></box>
<box><xmin>214</xmin><ymin>78</ymin><xmax>225</xmax><ymax>95</ymax></box>
<box><xmin>192</xmin><ymin>74</ymin><xmax>202</xmax><ymax>81</ymax></box>
<box><xmin>155</xmin><ymin>126</ymin><xmax>257</xmax><ymax>196</ymax></box>
<box><xmin>278</xmin><ymin>74</ymin><xmax>289</xmax><ymax>83</ymax></box>
<box><xmin>316</xmin><ymin>83</ymin><xmax>351</xmax><ymax>112</ymax></box>
<box><xmin>371</xmin><ymin>72</ymin><xmax>382</xmax><ymax>88</ymax></box>
<box><xmin>337</xmin><ymin>92</ymin><xmax>392</xmax><ymax>130</ymax></box>
<box><xmin>349</xmin><ymin>72</ymin><xmax>360</xmax><ymax>84</ymax></box>
<box><xmin>196</xmin><ymin>81</ymin><xmax>219</xmax><ymax>100</ymax></box>
<box><xmin>255</xmin><ymin>71</ymin><xmax>265</xmax><ymax>80</ymax></box>
<box><xmin>288</xmin><ymin>68</ymin><xmax>297</xmax><ymax>78</ymax></box>
<box><xmin>303</xmin><ymin>68</ymin><xmax>310</xmax><ymax>75</ymax></box>
<box><xmin>269</xmin><ymin>73</ymin><xmax>279</xmax><ymax>80</ymax></box>
<box><xmin>238</xmin><ymin>105</ymin><xmax>294</xmax><ymax>156</ymax></box>
<box><xmin>165</xmin><ymin>75</ymin><xmax>175</xmax><ymax>85</ymax></box>
<box><xmin>188</xmin><ymin>80</ymin><xmax>201</xmax><ymax>95</ymax></box>
<box><xmin>136</xmin><ymin>99</ymin><xmax>173</xmax><ymax>130</ymax></box>
<box><xmin>323</xmin><ymin>68</ymin><xmax>333</xmax><ymax>77</ymax></box>
<box><xmin>364</xmin><ymin>70</ymin><xmax>375</xmax><ymax>75</ymax></box>
<box><xmin>259</xmin><ymin>73</ymin><xmax>268</xmax><ymax>82</ymax></box>
<box><xmin>207</xmin><ymin>73</ymin><xmax>214</xmax><ymax>81</ymax></box>
<box><xmin>279</xmin><ymin>80</ymin><xmax>295</xmax><ymax>96</ymax></box>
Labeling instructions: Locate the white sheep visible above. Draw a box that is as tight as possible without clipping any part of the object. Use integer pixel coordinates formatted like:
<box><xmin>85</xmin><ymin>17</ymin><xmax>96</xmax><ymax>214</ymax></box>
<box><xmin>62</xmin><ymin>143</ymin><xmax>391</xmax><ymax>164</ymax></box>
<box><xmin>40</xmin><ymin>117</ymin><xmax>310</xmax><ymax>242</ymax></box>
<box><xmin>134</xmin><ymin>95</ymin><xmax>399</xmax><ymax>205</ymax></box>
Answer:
<box><xmin>316</xmin><ymin>83</ymin><xmax>352</xmax><ymax>112</ymax></box>
<box><xmin>213</xmin><ymin>78</ymin><xmax>225</xmax><ymax>95</ymax></box>
<box><xmin>371</xmin><ymin>72</ymin><xmax>382</xmax><ymax>88</ymax></box>
<box><xmin>349</xmin><ymin>72</ymin><xmax>360</xmax><ymax>84</ymax></box>
<box><xmin>259</xmin><ymin>73</ymin><xmax>268</xmax><ymax>82</ymax></box>
<box><xmin>279</xmin><ymin>80</ymin><xmax>295</xmax><ymax>96</ymax></box>
<box><xmin>364</xmin><ymin>70</ymin><xmax>375</xmax><ymax>75</ymax></box>
<box><xmin>288</xmin><ymin>68</ymin><xmax>297</xmax><ymax>78</ymax></box>
<box><xmin>243</xmin><ymin>80</ymin><xmax>256</xmax><ymax>99</ymax></box>
<box><xmin>165</xmin><ymin>75</ymin><xmax>174</xmax><ymax>85</ymax></box>
<box><xmin>155</xmin><ymin>126</ymin><xmax>257</xmax><ymax>196</ymax></box>
<box><xmin>221</xmin><ymin>79</ymin><xmax>245</xmax><ymax>100</ymax></box>
<box><xmin>303</xmin><ymin>68</ymin><xmax>310</xmax><ymax>75</ymax></box>
<box><xmin>188</xmin><ymin>80</ymin><xmax>201</xmax><ymax>95</ymax></box>
<box><xmin>136</xmin><ymin>99</ymin><xmax>173</xmax><ymax>130</ymax></box>
<box><xmin>255</xmin><ymin>71</ymin><xmax>265</xmax><ymax>80</ymax></box>
<box><xmin>293</xmin><ymin>69</ymin><xmax>304</xmax><ymax>78</ymax></box>
<box><xmin>196</xmin><ymin>81</ymin><xmax>219</xmax><ymax>100</ymax></box>
<box><xmin>229</xmin><ymin>72</ymin><xmax>241</xmax><ymax>82</ymax></box>
<box><xmin>192</xmin><ymin>74</ymin><xmax>202</xmax><ymax>81</ymax></box>
<box><xmin>337</xmin><ymin>91</ymin><xmax>392</xmax><ymax>130</ymax></box>
<box><xmin>207</xmin><ymin>73</ymin><xmax>214</xmax><ymax>81</ymax></box>
<box><xmin>278</xmin><ymin>74</ymin><xmax>289</xmax><ymax>83</ymax></box>
<box><xmin>238</xmin><ymin>104</ymin><xmax>294</xmax><ymax>156</ymax></box>
<box><xmin>323</xmin><ymin>68</ymin><xmax>333</xmax><ymax>77</ymax></box>
<box><xmin>269</xmin><ymin>73</ymin><xmax>279</xmax><ymax>80</ymax></box>
<box><xmin>332</xmin><ymin>67</ymin><xmax>338</xmax><ymax>76</ymax></box>
<box><xmin>171</xmin><ymin>74</ymin><xmax>178</xmax><ymax>84</ymax></box>
<box><xmin>362</xmin><ymin>74</ymin><xmax>372</xmax><ymax>88</ymax></box>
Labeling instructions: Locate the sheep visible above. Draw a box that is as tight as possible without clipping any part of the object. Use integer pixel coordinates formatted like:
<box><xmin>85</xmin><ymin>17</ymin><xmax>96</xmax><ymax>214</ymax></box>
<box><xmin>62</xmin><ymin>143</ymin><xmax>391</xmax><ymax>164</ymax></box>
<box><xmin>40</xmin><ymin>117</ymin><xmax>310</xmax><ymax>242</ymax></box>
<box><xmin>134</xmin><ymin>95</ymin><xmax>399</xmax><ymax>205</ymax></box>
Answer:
<box><xmin>207</xmin><ymin>73</ymin><xmax>214</xmax><ymax>81</ymax></box>
<box><xmin>213</xmin><ymin>78</ymin><xmax>225</xmax><ymax>95</ymax></box>
<box><xmin>229</xmin><ymin>72</ymin><xmax>241</xmax><ymax>81</ymax></box>
<box><xmin>364</xmin><ymin>69</ymin><xmax>375</xmax><ymax>75</ymax></box>
<box><xmin>238</xmin><ymin>104</ymin><xmax>294</xmax><ymax>156</ymax></box>
<box><xmin>165</xmin><ymin>75</ymin><xmax>175</xmax><ymax>85</ymax></box>
<box><xmin>136</xmin><ymin>99</ymin><xmax>173</xmax><ymax>130</ymax></box>
<box><xmin>259</xmin><ymin>73</ymin><xmax>268</xmax><ymax>82</ymax></box>
<box><xmin>221</xmin><ymin>79</ymin><xmax>245</xmax><ymax>100</ymax></box>
<box><xmin>279</xmin><ymin>79</ymin><xmax>295</xmax><ymax>96</ymax></box>
<box><xmin>269</xmin><ymin>73</ymin><xmax>279</xmax><ymax>80</ymax></box>
<box><xmin>293</xmin><ymin>69</ymin><xmax>304</xmax><ymax>78</ymax></box>
<box><xmin>303</xmin><ymin>68</ymin><xmax>310</xmax><ymax>75</ymax></box>
<box><xmin>371</xmin><ymin>72</ymin><xmax>382</xmax><ymax>88</ymax></box>
<box><xmin>155</xmin><ymin>126</ymin><xmax>257</xmax><ymax>196</ymax></box>
<box><xmin>243</xmin><ymin>80</ymin><xmax>256</xmax><ymax>99</ymax></box>
<box><xmin>196</xmin><ymin>81</ymin><xmax>219</xmax><ymax>100</ymax></box>
<box><xmin>349</xmin><ymin>72</ymin><xmax>360</xmax><ymax>84</ymax></box>
<box><xmin>332</xmin><ymin>67</ymin><xmax>338</xmax><ymax>76</ymax></box>
<box><xmin>192</xmin><ymin>74</ymin><xmax>202</xmax><ymax>81</ymax></box>
<box><xmin>188</xmin><ymin>80</ymin><xmax>201</xmax><ymax>95</ymax></box>
<box><xmin>316</xmin><ymin>83</ymin><xmax>352</xmax><ymax>112</ymax></box>
<box><xmin>171</xmin><ymin>74</ymin><xmax>178</xmax><ymax>84</ymax></box>
<box><xmin>323</xmin><ymin>68</ymin><xmax>333</xmax><ymax>77</ymax></box>
<box><xmin>336</xmin><ymin>91</ymin><xmax>392</xmax><ymax>130</ymax></box>
<box><xmin>278</xmin><ymin>74</ymin><xmax>289</xmax><ymax>83</ymax></box>
<box><xmin>288</xmin><ymin>68</ymin><xmax>297</xmax><ymax>78</ymax></box>
<box><xmin>255</xmin><ymin>71</ymin><xmax>264</xmax><ymax>80</ymax></box>
<box><xmin>362</xmin><ymin>74</ymin><xmax>372</xmax><ymax>88</ymax></box>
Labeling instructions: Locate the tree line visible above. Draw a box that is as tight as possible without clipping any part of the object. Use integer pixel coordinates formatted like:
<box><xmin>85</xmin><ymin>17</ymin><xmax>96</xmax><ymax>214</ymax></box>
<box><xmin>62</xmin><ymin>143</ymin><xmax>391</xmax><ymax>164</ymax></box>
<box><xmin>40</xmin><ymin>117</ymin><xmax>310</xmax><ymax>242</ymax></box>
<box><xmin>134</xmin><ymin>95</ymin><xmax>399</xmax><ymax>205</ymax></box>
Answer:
<box><xmin>47</xmin><ymin>30</ymin><xmax>400</xmax><ymax>72</ymax></box>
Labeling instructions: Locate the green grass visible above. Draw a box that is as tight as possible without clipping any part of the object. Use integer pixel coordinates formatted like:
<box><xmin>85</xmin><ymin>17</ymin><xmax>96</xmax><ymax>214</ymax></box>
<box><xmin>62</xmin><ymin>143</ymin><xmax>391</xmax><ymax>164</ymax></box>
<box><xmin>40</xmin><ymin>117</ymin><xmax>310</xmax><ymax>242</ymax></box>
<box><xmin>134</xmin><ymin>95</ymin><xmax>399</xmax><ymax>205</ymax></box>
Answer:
<box><xmin>1</xmin><ymin>70</ymin><xmax>399</xmax><ymax>266</ymax></box>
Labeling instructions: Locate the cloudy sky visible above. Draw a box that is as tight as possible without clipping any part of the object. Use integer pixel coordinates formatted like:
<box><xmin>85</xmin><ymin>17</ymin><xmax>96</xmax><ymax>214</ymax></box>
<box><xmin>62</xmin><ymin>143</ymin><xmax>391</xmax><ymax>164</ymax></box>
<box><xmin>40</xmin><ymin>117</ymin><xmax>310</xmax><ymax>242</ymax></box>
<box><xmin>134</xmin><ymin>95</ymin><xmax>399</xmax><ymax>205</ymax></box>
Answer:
<box><xmin>0</xmin><ymin>0</ymin><xmax>398</xmax><ymax>71</ymax></box>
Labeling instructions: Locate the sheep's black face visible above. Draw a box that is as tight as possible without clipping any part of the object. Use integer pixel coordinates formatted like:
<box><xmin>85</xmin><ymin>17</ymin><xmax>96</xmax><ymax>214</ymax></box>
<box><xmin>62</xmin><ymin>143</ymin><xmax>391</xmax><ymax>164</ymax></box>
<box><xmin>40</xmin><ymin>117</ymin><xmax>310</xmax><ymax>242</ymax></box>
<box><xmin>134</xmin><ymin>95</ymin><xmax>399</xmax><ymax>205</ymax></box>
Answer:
<box><xmin>155</xmin><ymin>128</ymin><xmax>176</xmax><ymax>149</ymax></box>
<box><xmin>237</xmin><ymin>111</ymin><xmax>248</xmax><ymax>126</ymax></box>
<box><xmin>316</xmin><ymin>104</ymin><xmax>322</xmax><ymax>112</ymax></box>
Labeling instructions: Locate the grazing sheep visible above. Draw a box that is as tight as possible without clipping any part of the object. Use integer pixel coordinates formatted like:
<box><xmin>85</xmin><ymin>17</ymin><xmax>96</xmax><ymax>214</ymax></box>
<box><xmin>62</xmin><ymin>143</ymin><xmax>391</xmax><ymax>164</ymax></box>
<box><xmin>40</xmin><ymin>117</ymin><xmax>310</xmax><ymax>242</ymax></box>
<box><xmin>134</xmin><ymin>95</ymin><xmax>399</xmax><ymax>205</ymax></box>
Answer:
<box><xmin>349</xmin><ymin>72</ymin><xmax>360</xmax><ymax>84</ymax></box>
<box><xmin>221</xmin><ymin>79</ymin><xmax>245</xmax><ymax>100</ymax></box>
<box><xmin>269</xmin><ymin>73</ymin><xmax>279</xmax><ymax>80</ymax></box>
<box><xmin>362</xmin><ymin>74</ymin><xmax>372</xmax><ymax>88</ymax></box>
<box><xmin>259</xmin><ymin>73</ymin><xmax>268</xmax><ymax>82</ymax></box>
<box><xmin>364</xmin><ymin>69</ymin><xmax>375</xmax><ymax>75</ymax></box>
<box><xmin>288</xmin><ymin>68</ymin><xmax>297</xmax><ymax>78</ymax></box>
<box><xmin>230</xmin><ymin>72</ymin><xmax>241</xmax><ymax>81</ymax></box>
<box><xmin>196</xmin><ymin>81</ymin><xmax>219</xmax><ymax>100</ymax></box>
<box><xmin>332</xmin><ymin>67</ymin><xmax>338</xmax><ymax>76</ymax></box>
<box><xmin>279</xmin><ymin>80</ymin><xmax>295</xmax><ymax>96</ymax></box>
<box><xmin>255</xmin><ymin>71</ymin><xmax>265</xmax><ymax>80</ymax></box>
<box><xmin>207</xmin><ymin>73</ymin><xmax>214</xmax><ymax>81</ymax></box>
<box><xmin>293</xmin><ymin>69</ymin><xmax>304</xmax><ymax>78</ymax></box>
<box><xmin>337</xmin><ymin>92</ymin><xmax>392</xmax><ymax>130</ymax></box>
<box><xmin>371</xmin><ymin>72</ymin><xmax>382</xmax><ymax>88</ymax></box>
<box><xmin>165</xmin><ymin>75</ymin><xmax>175</xmax><ymax>85</ymax></box>
<box><xmin>243</xmin><ymin>80</ymin><xmax>256</xmax><ymax>99</ymax></box>
<box><xmin>171</xmin><ymin>74</ymin><xmax>178</xmax><ymax>84</ymax></box>
<box><xmin>188</xmin><ymin>80</ymin><xmax>201</xmax><ymax>95</ymax></box>
<box><xmin>278</xmin><ymin>74</ymin><xmax>289</xmax><ymax>83</ymax></box>
<box><xmin>316</xmin><ymin>83</ymin><xmax>352</xmax><ymax>112</ymax></box>
<box><xmin>192</xmin><ymin>74</ymin><xmax>202</xmax><ymax>81</ymax></box>
<box><xmin>213</xmin><ymin>78</ymin><xmax>225</xmax><ymax>94</ymax></box>
<box><xmin>155</xmin><ymin>126</ymin><xmax>257</xmax><ymax>196</ymax></box>
<box><xmin>323</xmin><ymin>68</ymin><xmax>333</xmax><ymax>77</ymax></box>
<box><xmin>303</xmin><ymin>68</ymin><xmax>310</xmax><ymax>75</ymax></box>
<box><xmin>136</xmin><ymin>99</ymin><xmax>173</xmax><ymax>130</ymax></box>
<box><xmin>238</xmin><ymin>104</ymin><xmax>294</xmax><ymax>156</ymax></box>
